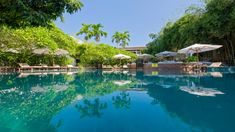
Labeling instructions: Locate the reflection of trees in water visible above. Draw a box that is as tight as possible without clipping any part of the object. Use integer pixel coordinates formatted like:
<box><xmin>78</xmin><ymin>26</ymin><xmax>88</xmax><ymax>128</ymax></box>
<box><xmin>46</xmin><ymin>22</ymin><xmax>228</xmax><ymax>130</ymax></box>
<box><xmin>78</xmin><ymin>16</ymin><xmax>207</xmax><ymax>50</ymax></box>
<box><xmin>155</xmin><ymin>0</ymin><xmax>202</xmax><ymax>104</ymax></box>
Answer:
<box><xmin>0</xmin><ymin>73</ymin><xmax>78</xmax><ymax>131</ymax></box>
<box><xmin>0</xmin><ymin>70</ymin><xmax>136</xmax><ymax>131</ymax></box>
<box><xmin>0</xmin><ymin>86</ymin><xmax>77</xmax><ymax>132</ymax></box>
<box><xmin>55</xmin><ymin>119</ymin><xmax>64</xmax><ymax>129</ymax></box>
<box><xmin>151</xmin><ymin>98</ymin><xmax>159</xmax><ymax>105</ymax></box>
<box><xmin>0</xmin><ymin>73</ymin><xmax>74</xmax><ymax>91</ymax></box>
<box><xmin>146</xmin><ymin>74</ymin><xmax>235</xmax><ymax>132</ymax></box>
<box><xmin>75</xmin><ymin>98</ymin><xmax>108</xmax><ymax>118</ymax></box>
<box><xmin>73</xmin><ymin>70</ymin><xmax>138</xmax><ymax>97</ymax></box>
<box><xmin>112</xmin><ymin>92</ymin><xmax>131</xmax><ymax>109</ymax></box>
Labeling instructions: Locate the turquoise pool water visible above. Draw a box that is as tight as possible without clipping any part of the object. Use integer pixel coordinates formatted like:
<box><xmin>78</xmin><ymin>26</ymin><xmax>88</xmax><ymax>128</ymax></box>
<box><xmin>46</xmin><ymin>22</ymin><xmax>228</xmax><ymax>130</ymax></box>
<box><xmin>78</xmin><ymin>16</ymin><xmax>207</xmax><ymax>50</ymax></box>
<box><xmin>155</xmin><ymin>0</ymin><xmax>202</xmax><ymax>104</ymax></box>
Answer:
<box><xmin>0</xmin><ymin>70</ymin><xmax>235</xmax><ymax>132</ymax></box>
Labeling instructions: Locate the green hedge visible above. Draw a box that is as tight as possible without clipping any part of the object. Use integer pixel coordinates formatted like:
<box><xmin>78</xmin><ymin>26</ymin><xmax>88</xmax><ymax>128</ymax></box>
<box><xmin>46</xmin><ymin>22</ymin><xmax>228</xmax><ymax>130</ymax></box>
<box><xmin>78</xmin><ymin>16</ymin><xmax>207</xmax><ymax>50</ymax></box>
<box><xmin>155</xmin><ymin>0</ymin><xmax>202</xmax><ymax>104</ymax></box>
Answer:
<box><xmin>0</xmin><ymin>25</ymin><xmax>136</xmax><ymax>67</ymax></box>
<box><xmin>0</xmin><ymin>24</ymin><xmax>78</xmax><ymax>66</ymax></box>
<box><xmin>77</xmin><ymin>43</ymin><xmax>137</xmax><ymax>67</ymax></box>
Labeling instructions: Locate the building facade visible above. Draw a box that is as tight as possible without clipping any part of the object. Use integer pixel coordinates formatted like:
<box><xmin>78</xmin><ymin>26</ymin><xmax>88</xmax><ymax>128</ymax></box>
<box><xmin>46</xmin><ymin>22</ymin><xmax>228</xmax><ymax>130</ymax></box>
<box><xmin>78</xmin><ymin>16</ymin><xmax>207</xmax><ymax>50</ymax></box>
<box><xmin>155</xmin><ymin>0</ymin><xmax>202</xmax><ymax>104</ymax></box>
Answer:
<box><xmin>119</xmin><ymin>46</ymin><xmax>146</xmax><ymax>55</ymax></box>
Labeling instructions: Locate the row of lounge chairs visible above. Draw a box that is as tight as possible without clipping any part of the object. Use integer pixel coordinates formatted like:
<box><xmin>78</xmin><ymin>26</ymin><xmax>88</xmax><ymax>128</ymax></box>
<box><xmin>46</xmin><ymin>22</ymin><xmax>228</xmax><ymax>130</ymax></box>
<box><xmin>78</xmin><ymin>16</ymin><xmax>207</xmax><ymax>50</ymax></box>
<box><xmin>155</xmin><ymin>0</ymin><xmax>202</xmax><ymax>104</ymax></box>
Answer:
<box><xmin>18</xmin><ymin>63</ymin><xmax>78</xmax><ymax>72</ymax></box>
<box><xmin>102</xmin><ymin>65</ymin><xmax>129</xmax><ymax>70</ymax></box>
<box><xmin>102</xmin><ymin>62</ymin><xmax>222</xmax><ymax>72</ymax></box>
<box><xmin>182</xmin><ymin>62</ymin><xmax>222</xmax><ymax>73</ymax></box>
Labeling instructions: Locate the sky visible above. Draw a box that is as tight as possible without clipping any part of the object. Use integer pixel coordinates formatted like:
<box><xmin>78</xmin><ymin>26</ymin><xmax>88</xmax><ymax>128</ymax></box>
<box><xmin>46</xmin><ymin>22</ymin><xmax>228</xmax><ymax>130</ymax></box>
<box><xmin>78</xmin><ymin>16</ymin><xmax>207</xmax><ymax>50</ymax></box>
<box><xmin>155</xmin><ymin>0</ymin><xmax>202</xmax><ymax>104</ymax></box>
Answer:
<box><xmin>55</xmin><ymin>0</ymin><xmax>202</xmax><ymax>47</ymax></box>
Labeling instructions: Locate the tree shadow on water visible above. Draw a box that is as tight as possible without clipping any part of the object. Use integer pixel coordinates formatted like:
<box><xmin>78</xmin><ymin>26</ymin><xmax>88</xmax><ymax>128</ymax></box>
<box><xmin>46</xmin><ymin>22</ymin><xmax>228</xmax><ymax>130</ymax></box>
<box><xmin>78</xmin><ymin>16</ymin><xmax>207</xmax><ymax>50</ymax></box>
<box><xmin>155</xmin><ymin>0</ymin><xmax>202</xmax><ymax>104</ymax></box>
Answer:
<box><xmin>112</xmin><ymin>92</ymin><xmax>131</xmax><ymax>109</ymax></box>
<box><xmin>75</xmin><ymin>98</ymin><xmax>108</xmax><ymax>118</ymax></box>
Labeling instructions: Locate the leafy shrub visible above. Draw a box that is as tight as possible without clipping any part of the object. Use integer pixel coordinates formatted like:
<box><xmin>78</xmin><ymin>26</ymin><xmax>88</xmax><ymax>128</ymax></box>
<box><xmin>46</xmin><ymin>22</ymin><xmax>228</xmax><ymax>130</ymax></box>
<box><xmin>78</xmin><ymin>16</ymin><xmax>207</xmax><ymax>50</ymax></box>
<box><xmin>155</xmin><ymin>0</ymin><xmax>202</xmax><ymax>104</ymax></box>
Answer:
<box><xmin>185</xmin><ymin>56</ymin><xmax>199</xmax><ymax>62</ymax></box>
<box><xmin>0</xmin><ymin>25</ymin><xmax>78</xmax><ymax>66</ymax></box>
<box><xmin>77</xmin><ymin>43</ymin><xmax>137</xmax><ymax>67</ymax></box>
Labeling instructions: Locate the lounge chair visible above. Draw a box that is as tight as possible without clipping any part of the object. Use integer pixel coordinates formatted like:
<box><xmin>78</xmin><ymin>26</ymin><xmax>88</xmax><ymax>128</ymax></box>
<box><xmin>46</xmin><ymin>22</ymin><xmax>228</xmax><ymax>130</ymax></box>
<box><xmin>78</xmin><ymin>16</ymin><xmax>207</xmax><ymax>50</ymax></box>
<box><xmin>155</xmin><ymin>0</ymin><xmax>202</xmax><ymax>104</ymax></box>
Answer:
<box><xmin>123</xmin><ymin>65</ymin><xmax>128</xmax><ymax>69</ymax></box>
<box><xmin>67</xmin><ymin>65</ymin><xmax>73</xmax><ymax>68</ymax></box>
<box><xmin>102</xmin><ymin>65</ymin><xmax>113</xmax><ymax>69</ymax></box>
<box><xmin>40</xmin><ymin>64</ymin><xmax>48</xmax><ymax>68</ymax></box>
<box><xmin>18</xmin><ymin>63</ymin><xmax>43</xmax><ymax>72</ymax></box>
<box><xmin>48</xmin><ymin>65</ymin><xmax>61</xmax><ymax>70</ymax></box>
<box><xmin>18</xmin><ymin>63</ymin><xmax>31</xmax><ymax>69</ymax></box>
<box><xmin>209</xmin><ymin>62</ymin><xmax>222</xmax><ymax>67</ymax></box>
<box><xmin>66</xmin><ymin>65</ymin><xmax>78</xmax><ymax>70</ymax></box>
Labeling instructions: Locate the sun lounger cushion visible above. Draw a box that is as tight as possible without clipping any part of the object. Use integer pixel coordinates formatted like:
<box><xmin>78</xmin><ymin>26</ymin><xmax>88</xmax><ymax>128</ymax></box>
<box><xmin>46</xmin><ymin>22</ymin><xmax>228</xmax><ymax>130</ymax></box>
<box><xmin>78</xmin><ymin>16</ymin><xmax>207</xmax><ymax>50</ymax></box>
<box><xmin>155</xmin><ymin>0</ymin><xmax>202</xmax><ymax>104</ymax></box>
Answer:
<box><xmin>41</xmin><ymin>64</ymin><xmax>48</xmax><ymax>68</ymax></box>
<box><xmin>123</xmin><ymin>65</ymin><xmax>128</xmax><ymax>69</ymax></box>
<box><xmin>209</xmin><ymin>62</ymin><xmax>222</xmax><ymax>67</ymax></box>
<box><xmin>53</xmin><ymin>65</ymin><xmax>60</xmax><ymax>68</ymax></box>
<box><xmin>67</xmin><ymin>65</ymin><xmax>73</xmax><ymax>68</ymax></box>
<box><xmin>18</xmin><ymin>63</ymin><xmax>30</xmax><ymax>68</ymax></box>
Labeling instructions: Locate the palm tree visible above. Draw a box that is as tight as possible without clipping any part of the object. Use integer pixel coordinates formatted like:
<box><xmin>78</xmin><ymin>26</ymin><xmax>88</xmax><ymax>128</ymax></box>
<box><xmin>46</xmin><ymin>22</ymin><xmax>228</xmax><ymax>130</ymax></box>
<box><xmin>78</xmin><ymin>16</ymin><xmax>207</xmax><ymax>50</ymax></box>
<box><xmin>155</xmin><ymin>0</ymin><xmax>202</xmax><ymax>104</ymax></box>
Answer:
<box><xmin>91</xmin><ymin>24</ymin><xmax>107</xmax><ymax>42</ymax></box>
<box><xmin>76</xmin><ymin>23</ymin><xmax>93</xmax><ymax>41</ymax></box>
<box><xmin>76</xmin><ymin>23</ymin><xmax>107</xmax><ymax>42</ymax></box>
<box><xmin>149</xmin><ymin>33</ymin><xmax>158</xmax><ymax>40</ymax></box>
<box><xmin>112</xmin><ymin>31</ymin><xmax>130</xmax><ymax>48</ymax></box>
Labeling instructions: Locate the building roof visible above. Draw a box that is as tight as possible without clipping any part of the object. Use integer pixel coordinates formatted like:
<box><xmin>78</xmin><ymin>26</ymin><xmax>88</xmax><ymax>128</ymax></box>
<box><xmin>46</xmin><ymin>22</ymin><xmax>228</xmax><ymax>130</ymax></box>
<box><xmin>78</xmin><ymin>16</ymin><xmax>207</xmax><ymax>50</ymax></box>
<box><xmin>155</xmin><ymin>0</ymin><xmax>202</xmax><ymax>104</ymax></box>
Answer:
<box><xmin>119</xmin><ymin>46</ymin><xmax>146</xmax><ymax>51</ymax></box>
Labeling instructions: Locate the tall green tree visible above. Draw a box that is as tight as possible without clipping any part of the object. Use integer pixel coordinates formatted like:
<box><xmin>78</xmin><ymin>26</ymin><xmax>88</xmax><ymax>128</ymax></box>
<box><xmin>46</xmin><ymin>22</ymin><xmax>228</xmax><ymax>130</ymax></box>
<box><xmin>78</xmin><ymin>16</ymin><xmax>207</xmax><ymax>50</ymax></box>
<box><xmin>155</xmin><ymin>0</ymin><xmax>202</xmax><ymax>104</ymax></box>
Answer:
<box><xmin>149</xmin><ymin>33</ymin><xmax>158</xmax><ymax>40</ymax></box>
<box><xmin>91</xmin><ymin>24</ymin><xmax>108</xmax><ymax>42</ymax></box>
<box><xmin>76</xmin><ymin>24</ymin><xmax>93</xmax><ymax>41</ymax></box>
<box><xmin>112</xmin><ymin>31</ymin><xmax>130</xmax><ymax>48</ymax></box>
<box><xmin>145</xmin><ymin>0</ymin><xmax>235</xmax><ymax>65</ymax></box>
<box><xmin>0</xmin><ymin>0</ymin><xmax>83</xmax><ymax>27</ymax></box>
<box><xmin>76</xmin><ymin>24</ymin><xmax>107</xmax><ymax>42</ymax></box>
<box><xmin>0</xmin><ymin>24</ymin><xmax>78</xmax><ymax>66</ymax></box>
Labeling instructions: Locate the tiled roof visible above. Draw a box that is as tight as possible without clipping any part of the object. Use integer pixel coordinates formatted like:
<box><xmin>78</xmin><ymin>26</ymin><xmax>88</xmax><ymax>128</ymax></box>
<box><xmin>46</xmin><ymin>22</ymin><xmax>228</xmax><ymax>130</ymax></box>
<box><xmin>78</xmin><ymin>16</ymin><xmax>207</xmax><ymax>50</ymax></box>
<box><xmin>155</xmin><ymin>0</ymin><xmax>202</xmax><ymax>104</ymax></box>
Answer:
<box><xmin>119</xmin><ymin>46</ymin><xmax>146</xmax><ymax>51</ymax></box>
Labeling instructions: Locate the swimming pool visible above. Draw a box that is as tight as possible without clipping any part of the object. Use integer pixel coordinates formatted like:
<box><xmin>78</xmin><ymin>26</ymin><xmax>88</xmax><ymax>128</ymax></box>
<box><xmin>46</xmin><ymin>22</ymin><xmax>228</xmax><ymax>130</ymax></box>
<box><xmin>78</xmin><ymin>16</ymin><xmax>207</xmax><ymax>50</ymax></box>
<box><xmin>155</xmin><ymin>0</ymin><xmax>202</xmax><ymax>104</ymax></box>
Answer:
<box><xmin>207</xmin><ymin>66</ymin><xmax>235</xmax><ymax>73</ymax></box>
<box><xmin>0</xmin><ymin>70</ymin><xmax>234</xmax><ymax>132</ymax></box>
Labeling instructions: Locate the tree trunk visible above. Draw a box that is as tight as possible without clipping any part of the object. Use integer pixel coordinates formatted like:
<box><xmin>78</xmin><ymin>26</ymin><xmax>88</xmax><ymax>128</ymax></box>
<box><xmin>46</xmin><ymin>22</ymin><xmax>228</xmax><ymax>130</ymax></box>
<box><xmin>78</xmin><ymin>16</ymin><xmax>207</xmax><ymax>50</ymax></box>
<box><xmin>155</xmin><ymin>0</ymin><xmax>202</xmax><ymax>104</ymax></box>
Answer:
<box><xmin>223</xmin><ymin>40</ymin><xmax>229</xmax><ymax>64</ymax></box>
<box><xmin>230</xmin><ymin>33</ymin><xmax>235</xmax><ymax>65</ymax></box>
<box><xmin>228</xmin><ymin>39</ymin><xmax>235</xmax><ymax>65</ymax></box>
<box><xmin>224</xmin><ymin>41</ymin><xmax>231</xmax><ymax>65</ymax></box>
<box><xmin>227</xmin><ymin>33</ymin><xmax>235</xmax><ymax>65</ymax></box>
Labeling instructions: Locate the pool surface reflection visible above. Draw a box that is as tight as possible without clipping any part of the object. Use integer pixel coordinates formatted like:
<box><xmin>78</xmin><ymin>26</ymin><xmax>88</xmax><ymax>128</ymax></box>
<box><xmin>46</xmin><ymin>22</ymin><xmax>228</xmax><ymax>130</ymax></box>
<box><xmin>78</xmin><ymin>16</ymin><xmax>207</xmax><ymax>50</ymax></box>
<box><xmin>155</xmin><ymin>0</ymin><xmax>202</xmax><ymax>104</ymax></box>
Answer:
<box><xmin>0</xmin><ymin>70</ymin><xmax>235</xmax><ymax>132</ymax></box>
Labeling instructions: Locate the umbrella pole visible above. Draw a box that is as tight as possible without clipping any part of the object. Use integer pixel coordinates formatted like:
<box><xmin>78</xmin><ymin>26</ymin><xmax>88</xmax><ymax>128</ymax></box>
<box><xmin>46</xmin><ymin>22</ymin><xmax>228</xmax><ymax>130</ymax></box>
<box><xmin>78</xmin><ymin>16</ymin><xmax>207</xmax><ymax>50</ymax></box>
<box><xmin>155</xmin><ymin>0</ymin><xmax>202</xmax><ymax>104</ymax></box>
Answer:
<box><xmin>196</xmin><ymin>51</ymin><xmax>200</xmax><ymax>73</ymax></box>
<box><xmin>197</xmin><ymin>52</ymin><xmax>199</xmax><ymax>62</ymax></box>
<box><xmin>52</xmin><ymin>55</ymin><xmax>54</xmax><ymax>66</ymax></box>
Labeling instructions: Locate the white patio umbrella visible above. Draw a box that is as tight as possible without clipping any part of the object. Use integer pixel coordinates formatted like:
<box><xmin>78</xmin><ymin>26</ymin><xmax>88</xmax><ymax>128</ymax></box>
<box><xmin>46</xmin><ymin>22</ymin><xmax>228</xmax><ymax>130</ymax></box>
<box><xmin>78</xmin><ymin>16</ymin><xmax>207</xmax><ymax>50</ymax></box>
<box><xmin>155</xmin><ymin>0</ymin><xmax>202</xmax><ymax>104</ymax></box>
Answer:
<box><xmin>4</xmin><ymin>49</ymin><xmax>19</xmax><ymax>54</ymax></box>
<box><xmin>138</xmin><ymin>54</ymin><xmax>154</xmax><ymax>62</ymax></box>
<box><xmin>156</xmin><ymin>51</ymin><xmax>177</xmax><ymax>57</ymax></box>
<box><xmin>33</xmin><ymin>48</ymin><xmax>50</xmax><ymax>55</ymax></box>
<box><xmin>178</xmin><ymin>44</ymin><xmax>223</xmax><ymax>55</ymax></box>
<box><xmin>54</xmin><ymin>49</ymin><xmax>69</xmax><ymax>56</ymax></box>
<box><xmin>113</xmin><ymin>54</ymin><xmax>131</xmax><ymax>66</ymax></box>
<box><xmin>113</xmin><ymin>54</ymin><xmax>131</xmax><ymax>60</ymax></box>
<box><xmin>138</xmin><ymin>54</ymin><xmax>154</xmax><ymax>59</ymax></box>
<box><xmin>33</xmin><ymin>48</ymin><xmax>69</xmax><ymax>65</ymax></box>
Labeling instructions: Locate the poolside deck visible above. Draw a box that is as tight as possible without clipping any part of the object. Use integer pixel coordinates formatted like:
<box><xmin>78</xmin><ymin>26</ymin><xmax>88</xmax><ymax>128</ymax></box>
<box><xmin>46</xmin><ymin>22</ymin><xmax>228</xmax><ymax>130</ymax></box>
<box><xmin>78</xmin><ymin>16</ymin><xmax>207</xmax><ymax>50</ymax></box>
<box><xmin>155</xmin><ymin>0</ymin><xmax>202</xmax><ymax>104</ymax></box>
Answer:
<box><xmin>0</xmin><ymin>66</ymin><xmax>79</xmax><ymax>73</ymax></box>
<box><xmin>158</xmin><ymin>63</ymin><xmax>207</xmax><ymax>73</ymax></box>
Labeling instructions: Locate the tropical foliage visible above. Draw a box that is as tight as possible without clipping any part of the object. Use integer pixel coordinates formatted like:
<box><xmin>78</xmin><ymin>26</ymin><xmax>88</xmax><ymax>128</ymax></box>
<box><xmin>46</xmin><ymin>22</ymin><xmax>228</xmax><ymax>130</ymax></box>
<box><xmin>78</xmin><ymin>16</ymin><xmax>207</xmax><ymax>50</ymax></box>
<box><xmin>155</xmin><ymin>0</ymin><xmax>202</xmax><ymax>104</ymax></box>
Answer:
<box><xmin>0</xmin><ymin>0</ymin><xmax>83</xmax><ymax>27</ymax></box>
<box><xmin>0</xmin><ymin>24</ymin><xmax>135</xmax><ymax>67</ymax></box>
<box><xmin>112</xmin><ymin>31</ymin><xmax>131</xmax><ymax>48</ymax></box>
<box><xmin>0</xmin><ymin>70</ymin><xmax>138</xmax><ymax>130</ymax></box>
<box><xmin>0</xmin><ymin>24</ymin><xmax>78</xmax><ymax>66</ymax></box>
<box><xmin>0</xmin><ymin>73</ymin><xmax>77</xmax><ymax>131</ymax></box>
<box><xmin>145</xmin><ymin>0</ymin><xmax>235</xmax><ymax>65</ymax></box>
<box><xmin>76</xmin><ymin>23</ymin><xmax>107</xmax><ymax>42</ymax></box>
<box><xmin>76</xmin><ymin>43</ymin><xmax>137</xmax><ymax>67</ymax></box>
